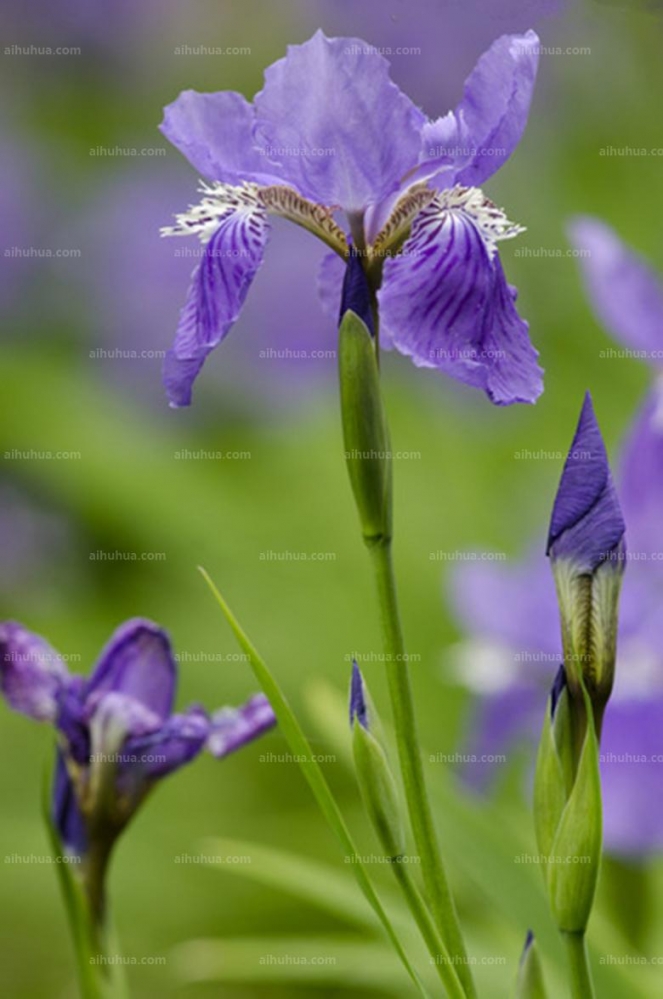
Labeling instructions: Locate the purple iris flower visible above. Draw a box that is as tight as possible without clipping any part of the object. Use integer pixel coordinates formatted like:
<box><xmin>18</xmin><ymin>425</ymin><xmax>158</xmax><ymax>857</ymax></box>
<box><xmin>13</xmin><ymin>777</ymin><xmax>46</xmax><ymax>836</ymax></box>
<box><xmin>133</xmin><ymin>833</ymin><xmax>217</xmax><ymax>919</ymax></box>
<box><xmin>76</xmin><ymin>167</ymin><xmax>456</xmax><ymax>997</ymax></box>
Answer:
<box><xmin>160</xmin><ymin>29</ymin><xmax>543</xmax><ymax>408</ymax></box>
<box><xmin>0</xmin><ymin>618</ymin><xmax>275</xmax><ymax>866</ymax></box>
<box><xmin>448</xmin><ymin>407</ymin><xmax>663</xmax><ymax>856</ymax></box>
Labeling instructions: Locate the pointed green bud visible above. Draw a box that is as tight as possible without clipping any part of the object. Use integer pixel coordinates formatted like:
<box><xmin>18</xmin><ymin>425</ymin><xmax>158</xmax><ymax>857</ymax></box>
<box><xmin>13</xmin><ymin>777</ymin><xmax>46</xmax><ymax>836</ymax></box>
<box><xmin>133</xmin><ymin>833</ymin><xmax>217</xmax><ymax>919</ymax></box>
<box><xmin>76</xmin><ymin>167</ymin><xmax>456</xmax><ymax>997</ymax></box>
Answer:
<box><xmin>350</xmin><ymin>663</ymin><xmax>405</xmax><ymax>860</ymax></box>
<box><xmin>514</xmin><ymin>931</ymin><xmax>548</xmax><ymax>999</ymax></box>
<box><xmin>534</xmin><ymin>670</ymin><xmax>603</xmax><ymax>934</ymax></box>
<box><xmin>338</xmin><ymin>280</ymin><xmax>392</xmax><ymax>546</ymax></box>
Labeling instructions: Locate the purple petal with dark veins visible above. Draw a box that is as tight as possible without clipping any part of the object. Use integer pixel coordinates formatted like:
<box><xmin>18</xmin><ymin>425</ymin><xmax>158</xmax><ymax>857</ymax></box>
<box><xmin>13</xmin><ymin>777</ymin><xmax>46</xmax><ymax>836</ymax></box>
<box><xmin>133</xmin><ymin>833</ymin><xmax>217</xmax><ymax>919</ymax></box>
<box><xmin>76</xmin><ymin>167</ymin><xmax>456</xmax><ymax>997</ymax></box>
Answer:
<box><xmin>0</xmin><ymin>622</ymin><xmax>69</xmax><ymax>722</ymax></box>
<box><xmin>164</xmin><ymin>195</ymin><xmax>271</xmax><ymax>407</ymax></box>
<box><xmin>378</xmin><ymin>202</ymin><xmax>542</xmax><ymax>404</ymax></box>
<box><xmin>86</xmin><ymin>619</ymin><xmax>176</xmax><ymax>722</ymax></box>
<box><xmin>568</xmin><ymin>216</ymin><xmax>663</xmax><ymax>359</ymax></box>
<box><xmin>207</xmin><ymin>694</ymin><xmax>276</xmax><ymax>758</ymax></box>
<box><xmin>416</xmin><ymin>31</ymin><xmax>540</xmax><ymax>188</ymax></box>
<box><xmin>547</xmin><ymin>393</ymin><xmax>625</xmax><ymax>572</ymax></box>
<box><xmin>253</xmin><ymin>30</ymin><xmax>425</xmax><ymax>211</ymax></box>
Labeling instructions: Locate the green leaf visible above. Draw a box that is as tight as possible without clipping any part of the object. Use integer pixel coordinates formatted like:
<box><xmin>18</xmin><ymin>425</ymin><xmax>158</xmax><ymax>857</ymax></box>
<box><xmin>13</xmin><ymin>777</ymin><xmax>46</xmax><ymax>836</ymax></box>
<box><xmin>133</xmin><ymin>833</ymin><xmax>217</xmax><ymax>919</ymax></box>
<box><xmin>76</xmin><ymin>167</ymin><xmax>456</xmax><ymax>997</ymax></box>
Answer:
<box><xmin>198</xmin><ymin>566</ymin><xmax>431</xmax><ymax>998</ymax></box>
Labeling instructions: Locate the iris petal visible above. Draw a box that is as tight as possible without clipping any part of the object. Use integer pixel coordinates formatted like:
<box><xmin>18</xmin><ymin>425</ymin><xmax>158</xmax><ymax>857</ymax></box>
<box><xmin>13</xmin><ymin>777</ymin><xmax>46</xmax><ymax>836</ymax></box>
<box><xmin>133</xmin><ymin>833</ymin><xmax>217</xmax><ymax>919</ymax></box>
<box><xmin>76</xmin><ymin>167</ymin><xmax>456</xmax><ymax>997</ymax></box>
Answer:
<box><xmin>0</xmin><ymin>623</ymin><xmax>69</xmax><ymax>722</ymax></box>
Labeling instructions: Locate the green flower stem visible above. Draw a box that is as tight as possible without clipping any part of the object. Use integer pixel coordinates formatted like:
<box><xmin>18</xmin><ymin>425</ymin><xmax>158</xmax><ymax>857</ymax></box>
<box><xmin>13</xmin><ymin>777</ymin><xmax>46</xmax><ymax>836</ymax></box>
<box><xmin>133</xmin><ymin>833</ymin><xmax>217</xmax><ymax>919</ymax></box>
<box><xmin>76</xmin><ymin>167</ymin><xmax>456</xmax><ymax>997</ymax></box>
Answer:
<box><xmin>391</xmin><ymin>860</ymin><xmax>467</xmax><ymax>999</ymax></box>
<box><xmin>561</xmin><ymin>932</ymin><xmax>595</xmax><ymax>999</ymax></box>
<box><xmin>367</xmin><ymin>539</ymin><xmax>476</xmax><ymax>999</ymax></box>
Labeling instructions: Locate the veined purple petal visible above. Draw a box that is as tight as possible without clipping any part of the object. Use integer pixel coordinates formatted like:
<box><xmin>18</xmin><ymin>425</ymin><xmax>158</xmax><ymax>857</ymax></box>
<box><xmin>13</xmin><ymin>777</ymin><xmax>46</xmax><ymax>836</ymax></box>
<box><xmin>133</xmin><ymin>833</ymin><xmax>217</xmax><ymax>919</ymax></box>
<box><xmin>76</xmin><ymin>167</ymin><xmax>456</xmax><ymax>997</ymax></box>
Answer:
<box><xmin>416</xmin><ymin>31</ymin><xmax>540</xmax><ymax>188</ymax></box>
<box><xmin>547</xmin><ymin>393</ymin><xmax>625</xmax><ymax>572</ymax></box>
<box><xmin>207</xmin><ymin>694</ymin><xmax>276</xmax><ymax>758</ymax></box>
<box><xmin>121</xmin><ymin>705</ymin><xmax>210</xmax><ymax>783</ymax></box>
<box><xmin>0</xmin><ymin>622</ymin><xmax>69</xmax><ymax>722</ymax></box>
<box><xmin>378</xmin><ymin>196</ymin><xmax>542</xmax><ymax>404</ymax></box>
<box><xmin>568</xmin><ymin>216</ymin><xmax>663</xmax><ymax>359</ymax></box>
<box><xmin>86</xmin><ymin>619</ymin><xmax>176</xmax><ymax>722</ymax></box>
<box><xmin>52</xmin><ymin>751</ymin><xmax>88</xmax><ymax>858</ymax></box>
<box><xmin>253</xmin><ymin>30</ymin><xmax>425</xmax><ymax>211</ymax></box>
<box><xmin>164</xmin><ymin>189</ymin><xmax>270</xmax><ymax>407</ymax></box>
<box><xmin>349</xmin><ymin>661</ymin><xmax>368</xmax><ymax>729</ymax></box>
<box><xmin>160</xmin><ymin>90</ymin><xmax>282</xmax><ymax>187</ymax></box>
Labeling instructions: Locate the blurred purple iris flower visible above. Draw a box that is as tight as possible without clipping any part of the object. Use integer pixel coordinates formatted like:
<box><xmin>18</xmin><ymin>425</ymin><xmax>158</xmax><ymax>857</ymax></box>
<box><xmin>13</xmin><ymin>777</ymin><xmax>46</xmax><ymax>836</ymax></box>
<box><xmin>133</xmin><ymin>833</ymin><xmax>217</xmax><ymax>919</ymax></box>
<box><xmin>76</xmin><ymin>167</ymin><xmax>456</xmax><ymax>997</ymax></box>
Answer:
<box><xmin>0</xmin><ymin>618</ymin><xmax>275</xmax><ymax>861</ymax></box>
<box><xmin>160</xmin><ymin>29</ymin><xmax>543</xmax><ymax>408</ymax></box>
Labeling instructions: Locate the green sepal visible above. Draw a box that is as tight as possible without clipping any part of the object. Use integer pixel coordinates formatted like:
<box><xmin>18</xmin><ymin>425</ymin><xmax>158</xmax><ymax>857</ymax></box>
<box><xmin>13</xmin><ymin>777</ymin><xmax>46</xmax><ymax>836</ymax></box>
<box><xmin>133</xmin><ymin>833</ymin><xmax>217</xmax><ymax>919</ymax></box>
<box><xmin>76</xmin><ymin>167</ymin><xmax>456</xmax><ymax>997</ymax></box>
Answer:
<box><xmin>352</xmin><ymin>721</ymin><xmax>406</xmax><ymax>861</ymax></box>
<box><xmin>514</xmin><ymin>932</ymin><xmax>548</xmax><ymax>999</ymax></box>
<box><xmin>338</xmin><ymin>310</ymin><xmax>392</xmax><ymax>545</ymax></box>
<box><xmin>547</xmin><ymin>687</ymin><xmax>603</xmax><ymax>933</ymax></box>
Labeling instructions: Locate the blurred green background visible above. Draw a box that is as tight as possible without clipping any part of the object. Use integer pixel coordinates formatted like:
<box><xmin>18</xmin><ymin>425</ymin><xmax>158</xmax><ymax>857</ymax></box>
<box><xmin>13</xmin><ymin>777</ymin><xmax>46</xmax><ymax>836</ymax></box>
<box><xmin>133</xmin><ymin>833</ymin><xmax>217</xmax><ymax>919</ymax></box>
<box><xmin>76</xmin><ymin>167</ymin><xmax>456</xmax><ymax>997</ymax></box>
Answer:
<box><xmin>1</xmin><ymin>1</ymin><xmax>662</xmax><ymax>996</ymax></box>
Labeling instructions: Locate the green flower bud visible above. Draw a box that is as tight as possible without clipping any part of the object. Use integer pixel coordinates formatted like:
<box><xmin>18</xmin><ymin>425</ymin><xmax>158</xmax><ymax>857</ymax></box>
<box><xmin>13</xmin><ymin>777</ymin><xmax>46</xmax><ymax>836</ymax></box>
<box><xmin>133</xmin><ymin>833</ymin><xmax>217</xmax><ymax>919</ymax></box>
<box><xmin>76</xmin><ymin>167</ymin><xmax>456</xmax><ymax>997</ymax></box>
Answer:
<box><xmin>514</xmin><ymin>931</ymin><xmax>548</xmax><ymax>999</ymax></box>
<box><xmin>350</xmin><ymin>663</ymin><xmax>405</xmax><ymax>860</ymax></box>
<box><xmin>338</xmin><ymin>306</ymin><xmax>392</xmax><ymax>547</ymax></box>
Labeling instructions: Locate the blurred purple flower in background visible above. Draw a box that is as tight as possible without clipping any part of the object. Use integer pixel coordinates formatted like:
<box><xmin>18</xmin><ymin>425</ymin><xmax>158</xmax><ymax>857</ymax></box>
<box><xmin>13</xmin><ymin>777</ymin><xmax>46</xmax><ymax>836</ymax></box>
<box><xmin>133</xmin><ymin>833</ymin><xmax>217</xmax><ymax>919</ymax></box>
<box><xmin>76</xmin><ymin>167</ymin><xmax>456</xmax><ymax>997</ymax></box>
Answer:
<box><xmin>0</xmin><ymin>618</ymin><xmax>275</xmax><ymax>865</ymax></box>
<box><xmin>160</xmin><ymin>29</ymin><xmax>543</xmax><ymax>407</ymax></box>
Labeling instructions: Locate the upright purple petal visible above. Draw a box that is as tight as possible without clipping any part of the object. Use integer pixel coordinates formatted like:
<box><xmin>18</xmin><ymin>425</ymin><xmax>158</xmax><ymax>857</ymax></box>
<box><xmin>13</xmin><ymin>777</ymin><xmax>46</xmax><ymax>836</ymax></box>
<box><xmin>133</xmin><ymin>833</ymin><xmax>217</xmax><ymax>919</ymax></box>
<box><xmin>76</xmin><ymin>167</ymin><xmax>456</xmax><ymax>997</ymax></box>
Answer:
<box><xmin>378</xmin><ymin>197</ymin><xmax>542</xmax><ymax>405</ymax></box>
<box><xmin>0</xmin><ymin>622</ymin><xmax>69</xmax><ymax>722</ymax></box>
<box><xmin>547</xmin><ymin>393</ymin><xmax>625</xmax><ymax>572</ymax></box>
<box><xmin>164</xmin><ymin>192</ymin><xmax>271</xmax><ymax>407</ymax></box>
<box><xmin>52</xmin><ymin>751</ymin><xmax>88</xmax><ymax>858</ymax></box>
<box><xmin>253</xmin><ymin>31</ymin><xmax>425</xmax><ymax>211</ymax></box>
<box><xmin>207</xmin><ymin>694</ymin><xmax>276</xmax><ymax>758</ymax></box>
<box><xmin>417</xmin><ymin>31</ymin><xmax>540</xmax><ymax>188</ymax></box>
<box><xmin>349</xmin><ymin>661</ymin><xmax>368</xmax><ymax>729</ymax></box>
<box><xmin>160</xmin><ymin>91</ymin><xmax>282</xmax><ymax>187</ymax></box>
<box><xmin>568</xmin><ymin>217</ymin><xmax>663</xmax><ymax>359</ymax></box>
<box><xmin>86</xmin><ymin>619</ymin><xmax>176</xmax><ymax>722</ymax></box>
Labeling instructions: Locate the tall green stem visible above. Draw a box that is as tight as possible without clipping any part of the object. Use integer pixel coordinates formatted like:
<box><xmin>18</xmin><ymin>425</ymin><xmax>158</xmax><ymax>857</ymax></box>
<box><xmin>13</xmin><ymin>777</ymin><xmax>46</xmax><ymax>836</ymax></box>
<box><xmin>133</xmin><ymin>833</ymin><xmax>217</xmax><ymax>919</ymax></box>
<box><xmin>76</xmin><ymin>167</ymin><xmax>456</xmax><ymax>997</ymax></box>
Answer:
<box><xmin>561</xmin><ymin>932</ymin><xmax>595</xmax><ymax>999</ymax></box>
<box><xmin>367</xmin><ymin>540</ymin><xmax>475</xmax><ymax>999</ymax></box>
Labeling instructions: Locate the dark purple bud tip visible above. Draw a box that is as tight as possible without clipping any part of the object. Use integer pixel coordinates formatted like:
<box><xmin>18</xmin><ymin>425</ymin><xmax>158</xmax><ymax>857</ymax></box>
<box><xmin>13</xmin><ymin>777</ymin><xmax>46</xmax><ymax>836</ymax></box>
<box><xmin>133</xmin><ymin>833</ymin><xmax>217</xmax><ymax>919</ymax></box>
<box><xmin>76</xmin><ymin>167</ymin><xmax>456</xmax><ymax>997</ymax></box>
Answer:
<box><xmin>547</xmin><ymin>392</ymin><xmax>625</xmax><ymax>573</ymax></box>
<box><xmin>521</xmin><ymin>930</ymin><xmax>535</xmax><ymax>964</ymax></box>
<box><xmin>550</xmin><ymin>664</ymin><xmax>567</xmax><ymax>720</ymax></box>
<box><xmin>350</xmin><ymin>660</ymin><xmax>368</xmax><ymax>729</ymax></box>
<box><xmin>340</xmin><ymin>248</ymin><xmax>375</xmax><ymax>336</ymax></box>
